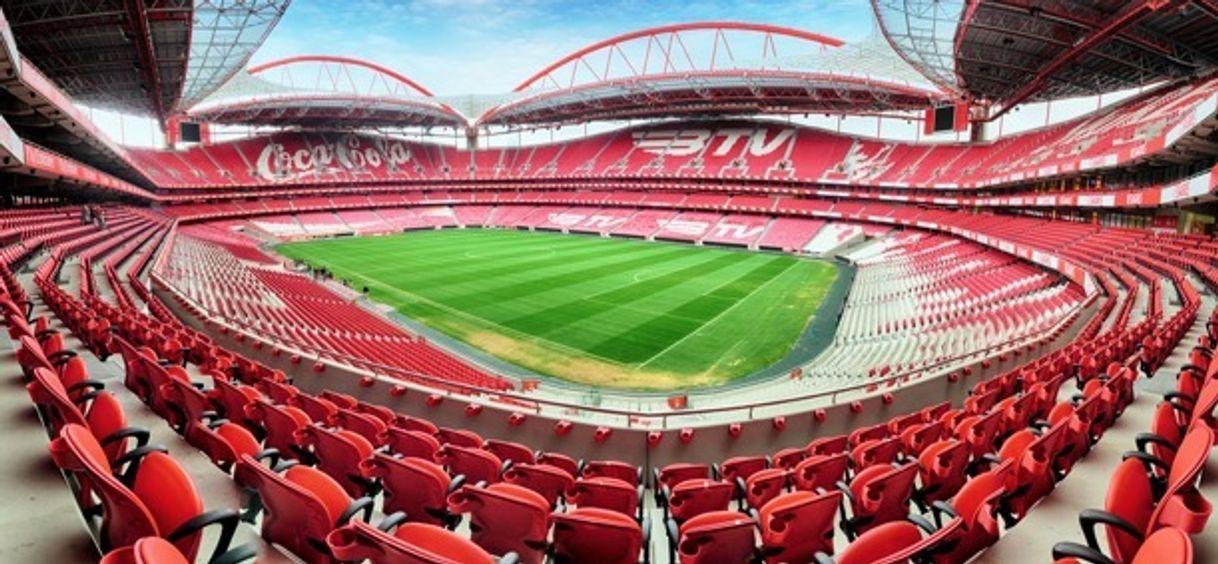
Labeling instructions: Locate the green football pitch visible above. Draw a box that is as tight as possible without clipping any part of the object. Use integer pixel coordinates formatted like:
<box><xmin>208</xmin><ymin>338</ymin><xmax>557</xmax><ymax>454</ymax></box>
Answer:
<box><xmin>276</xmin><ymin>229</ymin><xmax>838</xmax><ymax>390</ymax></box>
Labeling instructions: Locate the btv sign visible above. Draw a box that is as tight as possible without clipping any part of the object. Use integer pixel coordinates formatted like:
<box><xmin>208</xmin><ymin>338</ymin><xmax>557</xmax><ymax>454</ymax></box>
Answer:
<box><xmin>632</xmin><ymin>127</ymin><xmax>796</xmax><ymax>157</ymax></box>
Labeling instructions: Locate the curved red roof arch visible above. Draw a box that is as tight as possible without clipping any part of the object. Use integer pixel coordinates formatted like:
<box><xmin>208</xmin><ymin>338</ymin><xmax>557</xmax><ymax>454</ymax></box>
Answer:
<box><xmin>513</xmin><ymin>21</ymin><xmax>845</xmax><ymax>92</ymax></box>
<box><xmin>248</xmin><ymin>55</ymin><xmax>436</xmax><ymax>97</ymax></box>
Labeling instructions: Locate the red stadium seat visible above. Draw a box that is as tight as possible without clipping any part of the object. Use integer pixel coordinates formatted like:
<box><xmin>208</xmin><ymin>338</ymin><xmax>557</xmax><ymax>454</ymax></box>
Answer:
<box><xmin>381</xmin><ymin>427</ymin><xmax>441</xmax><ymax>461</ymax></box>
<box><xmin>840</xmin><ymin>463</ymin><xmax>919</xmax><ymax>539</ymax></box>
<box><xmin>50</xmin><ymin>424</ymin><xmax>243</xmax><ymax>561</ymax></box>
<box><xmin>235</xmin><ymin>454</ymin><xmax>375</xmax><ymax>563</ymax></box>
<box><xmin>536</xmin><ymin>451</ymin><xmax>580</xmax><ymax>478</ymax></box>
<box><xmin>551</xmin><ymin>507</ymin><xmax>647</xmax><ymax>564</ymax></box>
<box><xmin>582</xmin><ymin>459</ymin><xmax>642</xmax><ymax>485</ymax></box>
<box><xmin>792</xmin><ymin>453</ymin><xmax>850</xmax><ymax>493</ymax></box>
<box><xmin>502</xmin><ymin>462</ymin><xmax>575</xmax><ymax>508</ymax></box>
<box><xmin>435</xmin><ymin>444</ymin><xmax>504</xmax><ymax>485</ymax></box>
<box><xmin>295</xmin><ymin>424</ymin><xmax>377</xmax><ymax>497</ymax></box>
<box><xmin>663</xmin><ymin>478</ymin><xmax>734</xmax><ymax>524</ymax></box>
<box><xmin>447</xmin><ymin>483</ymin><xmax>549</xmax><ymax>563</ymax></box>
<box><xmin>360</xmin><ymin>452</ymin><xmax>460</xmax><ymax>528</ymax></box>
<box><xmin>915</xmin><ymin>439</ymin><xmax>971</xmax><ymax>507</ymax></box>
<box><xmin>566</xmin><ymin>476</ymin><xmax>642</xmax><ymax>520</ymax></box>
<box><xmin>245</xmin><ymin>399</ymin><xmax>311</xmax><ymax>461</ymax></box>
<box><xmin>741</xmin><ymin>468</ymin><xmax>789</xmax><ymax>511</ymax></box>
<box><xmin>484</xmin><ymin>439</ymin><xmax>536</xmax><ymax>466</ymax></box>
<box><xmin>669</xmin><ymin>510</ymin><xmax>756</xmax><ymax>564</ymax></box>
<box><xmin>758</xmin><ymin>489</ymin><xmax>841</xmax><ymax>563</ymax></box>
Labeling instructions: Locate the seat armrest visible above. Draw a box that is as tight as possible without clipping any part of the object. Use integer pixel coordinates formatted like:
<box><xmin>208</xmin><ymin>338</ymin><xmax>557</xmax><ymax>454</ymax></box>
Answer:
<box><xmin>65</xmin><ymin>379</ymin><xmax>106</xmax><ymax>397</ymax></box>
<box><xmin>1051</xmin><ymin>541</ymin><xmax>1116</xmax><ymax>564</ymax></box>
<box><xmin>1134</xmin><ymin>433</ymin><xmax>1176</xmax><ymax>457</ymax></box>
<box><xmin>114</xmin><ymin>444</ymin><xmax>169</xmax><ymax>486</ymax></box>
<box><xmin>99</xmin><ymin>426</ymin><xmax>151</xmax><ymax>450</ymax></box>
<box><xmin>1078</xmin><ymin>508</ymin><xmax>1143</xmax><ymax>552</ymax></box>
<box><xmin>252</xmin><ymin>448</ymin><xmax>280</xmax><ymax>468</ymax></box>
<box><xmin>908</xmin><ymin>512</ymin><xmax>938</xmax><ymax>535</ymax></box>
<box><xmin>338</xmin><ymin>496</ymin><xmax>375</xmax><ymax>525</ymax></box>
<box><xmin>377</xmin><ymin>511</ymin><xmax>408</xmax><ymax>532</ymax></box>
<box><xmin>447</xmin><ymin>474</ymin><xmax>467</xmax><ymax>495</ymax></box>
<box><xmin>166</xmin><ymin>507</ymin><xmax>241</xmax><ymax>563</ymax></box>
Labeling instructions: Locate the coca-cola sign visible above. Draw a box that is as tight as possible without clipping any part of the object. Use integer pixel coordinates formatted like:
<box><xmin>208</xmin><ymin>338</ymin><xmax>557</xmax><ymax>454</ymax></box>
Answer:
<box><xmin>255</xmin><ymin>134</ymin><xmax>414</xmax><ymax>182</ymax></box>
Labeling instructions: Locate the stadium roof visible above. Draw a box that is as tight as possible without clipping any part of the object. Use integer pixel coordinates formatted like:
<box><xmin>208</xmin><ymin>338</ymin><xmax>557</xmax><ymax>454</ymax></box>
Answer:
<box><xmin>0</xmin><ymin>0</ymin><xmax>290</xmax><ymax>120</ymax></box>
<box><xmin>186</xmin><ymin>55</ymin><xmax>468</xmax><ymax>129</ymax></box>
<box><xmin>476</xmin><ymin>22</ymin><xmax>953</xmax><ymax>128</ymax></box>
<box><xmin>873</xmin><ymin>0</ymin><xmax>1218</xmax><ymax>118</ymax></box>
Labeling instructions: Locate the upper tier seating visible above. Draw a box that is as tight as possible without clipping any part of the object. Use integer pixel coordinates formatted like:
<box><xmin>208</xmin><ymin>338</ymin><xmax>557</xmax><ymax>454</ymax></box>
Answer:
<box><xmin>129</xmin><ymin>74</ymin><xmax>1218</xmax><ymax>191</ymax></box>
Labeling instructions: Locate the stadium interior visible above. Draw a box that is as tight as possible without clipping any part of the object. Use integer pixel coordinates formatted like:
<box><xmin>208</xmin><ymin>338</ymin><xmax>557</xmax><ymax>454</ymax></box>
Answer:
<box><xmin>2</xmin><ymin>0</ymin><xmax>1218</xmax><ymax>562</ymax></box>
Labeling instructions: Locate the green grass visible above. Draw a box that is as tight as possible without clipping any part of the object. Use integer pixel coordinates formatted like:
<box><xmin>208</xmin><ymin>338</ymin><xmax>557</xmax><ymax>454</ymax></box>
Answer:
<box><xmin>276</xmin><ymin>229</ymin><xmax>837</xmax><ymax>390</ymax></box>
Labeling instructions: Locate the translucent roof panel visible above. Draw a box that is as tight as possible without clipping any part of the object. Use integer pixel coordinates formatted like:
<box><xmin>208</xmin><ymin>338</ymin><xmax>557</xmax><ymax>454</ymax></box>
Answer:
<box><xmin>179</xmin><ymin>0</ymin><xmax>291</xmax><ymax>111</ymax></box>
<box><xmin>871</xmin><ymin>0</ymin><xmax>965</xmax><ymax>94</ymax></box>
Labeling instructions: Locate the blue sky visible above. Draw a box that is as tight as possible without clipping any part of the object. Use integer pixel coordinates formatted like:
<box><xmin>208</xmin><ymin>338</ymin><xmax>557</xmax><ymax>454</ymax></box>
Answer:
<box><xmin>251</xmin><ymin>0</ymin><xmax>878</xmax><ymax>95</ymax></box>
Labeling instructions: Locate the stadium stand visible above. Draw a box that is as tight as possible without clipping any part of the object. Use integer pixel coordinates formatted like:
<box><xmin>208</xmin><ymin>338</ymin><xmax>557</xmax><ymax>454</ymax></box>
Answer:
<box><xmin>4</xmin><ymin>3</ymin><xmax>1218</xmax><ymax>563</ymax></box>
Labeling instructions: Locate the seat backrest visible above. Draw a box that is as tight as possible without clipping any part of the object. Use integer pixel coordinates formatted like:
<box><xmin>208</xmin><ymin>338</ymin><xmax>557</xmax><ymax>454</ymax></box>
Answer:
<box><xmin>677</xmin><ymin>511</ymin><xmax>756</xmax><ymax>564</ymax></box>
<box><xmin>849</xmin><ymin>463</ymin><xmax>918</xmax><ymax>533</ymax></box>
<box><xmin>27</xmin><ymin>366</ymin><xmax>89</xmax><ymax>432</ymax></box>
<box><xmin>49</xmin><ymin>424</ymin><xmax>160</xmax><ymax>555</ymax></box>
<box><xmin>851</xmin><ymin>437</ymin><xmax>902</xmax><ymax>470</ymax></box>
<box><xmin>582</xmin><ymin>460</ymin><xmax>639</xmax><ymax>484</ymax></box>
<box><xmin>292</xmin><ymin>393</ymin><xmax>338</xmax><ymax>424</ymax></box>
<box><xmin>838</xmin><ymin>519</ymin><xmax>962</xmax><ymax>564</ymax></box>
<box><xmin>794</xmin><ymin>453</ymin><xmax>850</xmax><ymax>493</ymax></box>
<box><xmin>719</xmin><ymin>455</ymin><xmax>769</xmax><ymax>483</ymax></box>
<box><xmin>327</xmin><ymin>520</ymin><xmax>497</xmax><ymax>564</ymax></box>
<box><xmin>771</xmin><ymin>447</ymin><xmax>808</xmax><ymax>470</ymax></box>
<box><xmin>551</xmin><ymin>508</ymin><xmax>642</xmax><ymax>564</ymax></box>
<box><xmin>333</xmin><ymin>408</ymin><xmax>387</xmax><ymax>446</ymax></box>
<box><xmin>567</xmin><ymin>477</ymin><xmax>638</xmax><ymax>518</ymax></box>
<box><xmin>129</xmin><ymin>452</ymin><xmax>207</xmax><ymax>560</ymax></box>
<box><xmin>668</xmin><ymin>479</ymin><xmax>734</xmax><ymax>523</ymax></box>
<box><xmin>447</xmin><ymin>483</ymin><xmax>549</xmax><ymax>562</ymax></box>
<box><xmin>360</xmin><ymin>452</ymin><xmax>452</xmax><ymax>527</ymax></box>
<box><xmin>1148</xmin><ymin>425</ymin><xmax>1215</xmax><ymax>534</ymax></box>
<box><xmin>745</xmin><ymin>468</ymin><xmax>789</xmax><ymax>510</ymax></box>
<box><xmin>235</xmin><ymin>455</ymin><xmax>349</xmax><ymax>563</ymax></box>
<box><xmin>381</xmin><ymin>427</ymin><xmax>441</xmax><ymax>461</ymax></box>
<box><xmin>436</xmin><ymin>445</ymin><xmax>502</xmax><ymax>485</ymax></box>
<box><xmin>535</xmin><ymin>451</ymin><xmax>579</xmax><ymax>478</ymax></box>
<box><xmin>806</xmin><ymin>434</ymin><xmax>849</xmax><ymax>455</ymax></box>
<box><xmin>297</xmin><ymin>425</ymin><xmax>376</xmax><ymax>497</ymax></box>
<box><xmin>656</xmin><ymin>463</ymin><xmax>710</xmax><ymax>492</ymax></box>
<box><xmin>211</xmin><ymin>377</ymin><xmax>261</xmax><ymax>422</ymax></box>
<box><xmin>436</xmin><ymin>427</ymin><xmax>483</xmax><ymax>448</ymax></box>
<box><xmin>484</xmin><ymin>439</ymin><xmax>535</xmax><ymax>466</ymax></box>
<box><xmin>758</xmin><ymin>489</ymin><xmax>841</xmax><ymax>562</ymax></box>
<box><xmin>246</xmin><ymin>400</ymin><xmax>310</xmax><ymax>458</ymax></box>
<box><xmin>502</xmin><ymin>463</ymin><xmax>575</xmax><ymax>508</ymax></box>
<box><xmin>916</xmin><ymin>440</ymin><xmax>971</xmax><ymax>504</ymax></box>
<box><xmin>1130</xmin><ymin>527</ymin><xmax>1193</xmax><ymax>564</ymax></box>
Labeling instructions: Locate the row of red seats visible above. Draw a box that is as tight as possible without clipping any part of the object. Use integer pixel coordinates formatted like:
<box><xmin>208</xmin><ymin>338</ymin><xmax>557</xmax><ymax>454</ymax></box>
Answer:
<box><xmin>1049</xmin><ymin>307</ymin><xmax>1218</xmax><ymax>563</ymax></box>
